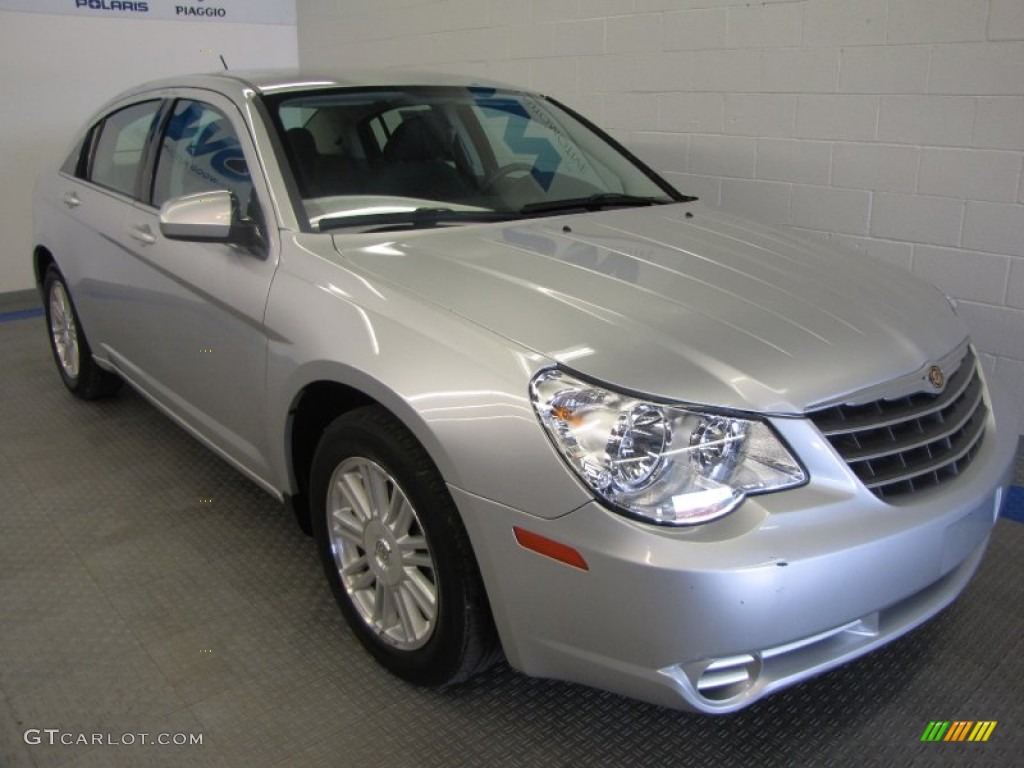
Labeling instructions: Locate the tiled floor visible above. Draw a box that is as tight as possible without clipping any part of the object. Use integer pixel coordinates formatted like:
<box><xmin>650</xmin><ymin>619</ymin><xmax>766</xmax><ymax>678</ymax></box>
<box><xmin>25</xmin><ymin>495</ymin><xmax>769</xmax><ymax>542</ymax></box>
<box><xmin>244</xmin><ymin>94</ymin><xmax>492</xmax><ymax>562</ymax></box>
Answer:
<box><xmin>2</xmin><ymin>314</ymin><xmax>1022</xmax><ymax>767</ymax></box>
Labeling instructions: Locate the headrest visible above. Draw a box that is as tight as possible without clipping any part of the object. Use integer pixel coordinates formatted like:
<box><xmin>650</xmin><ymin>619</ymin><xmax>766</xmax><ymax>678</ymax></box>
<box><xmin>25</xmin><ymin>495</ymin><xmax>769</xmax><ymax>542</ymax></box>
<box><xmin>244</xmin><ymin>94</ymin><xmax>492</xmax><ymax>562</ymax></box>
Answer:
<box><xmin>382</xmin><ymin>115</ymin><xmax>450</xmax><ymax>163</ymax></box>
<box><xmin>286</xmin><ymin>127</ymin><xmax>318</xmax><ymax>159</ymax></box>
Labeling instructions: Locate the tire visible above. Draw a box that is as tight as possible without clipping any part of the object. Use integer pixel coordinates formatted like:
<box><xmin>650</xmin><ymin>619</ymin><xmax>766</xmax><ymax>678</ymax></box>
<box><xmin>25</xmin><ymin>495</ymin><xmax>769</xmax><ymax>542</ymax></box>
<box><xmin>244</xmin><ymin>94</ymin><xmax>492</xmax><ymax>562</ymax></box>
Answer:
<box><xmin>310</xmin><ymin>405</ymin><xmax>500</xmax><ymax>686</ymax></box>
<box><xmin>43</xmin><ymin>266</ymin><xmax>122</xmax><ymax>399</ymax></box>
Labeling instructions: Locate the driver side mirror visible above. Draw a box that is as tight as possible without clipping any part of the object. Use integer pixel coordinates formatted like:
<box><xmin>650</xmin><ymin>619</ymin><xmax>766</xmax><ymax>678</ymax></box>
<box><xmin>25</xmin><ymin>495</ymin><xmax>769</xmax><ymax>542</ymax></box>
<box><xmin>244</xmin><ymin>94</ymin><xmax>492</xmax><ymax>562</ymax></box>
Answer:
<box><xmin>158</xmin><ymin>189</ymin><xmax>257</xmax><ymax>246</ymax></box>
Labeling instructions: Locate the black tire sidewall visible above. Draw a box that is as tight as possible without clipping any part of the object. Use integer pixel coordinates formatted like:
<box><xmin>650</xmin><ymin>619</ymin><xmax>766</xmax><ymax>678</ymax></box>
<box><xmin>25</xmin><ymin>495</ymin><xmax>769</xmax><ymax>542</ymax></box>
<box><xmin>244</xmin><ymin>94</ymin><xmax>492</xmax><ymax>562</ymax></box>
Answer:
<box><xmin>310</xmin><ymin>410</ymin><xmax>474</xmax><ymax>686</ymax></box>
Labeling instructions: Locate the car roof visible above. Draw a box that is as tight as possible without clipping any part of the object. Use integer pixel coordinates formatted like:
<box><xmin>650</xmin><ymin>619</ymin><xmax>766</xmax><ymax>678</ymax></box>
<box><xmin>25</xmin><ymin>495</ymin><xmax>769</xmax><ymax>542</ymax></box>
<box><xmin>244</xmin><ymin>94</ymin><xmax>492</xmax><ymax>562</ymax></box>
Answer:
<box><xmin>113</xmin><ymin>68</ymin><xmax>527</xmax><ymax>101</ymax></box>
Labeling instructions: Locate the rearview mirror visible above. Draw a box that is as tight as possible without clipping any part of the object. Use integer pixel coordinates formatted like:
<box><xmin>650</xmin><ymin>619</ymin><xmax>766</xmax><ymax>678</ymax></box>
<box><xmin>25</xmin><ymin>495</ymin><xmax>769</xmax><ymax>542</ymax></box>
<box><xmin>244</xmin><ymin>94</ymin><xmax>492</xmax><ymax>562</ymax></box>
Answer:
<box><xmin>159</xmin><ymin>190</ymin><xmax>252</xmax><ymax>243</ymax></box>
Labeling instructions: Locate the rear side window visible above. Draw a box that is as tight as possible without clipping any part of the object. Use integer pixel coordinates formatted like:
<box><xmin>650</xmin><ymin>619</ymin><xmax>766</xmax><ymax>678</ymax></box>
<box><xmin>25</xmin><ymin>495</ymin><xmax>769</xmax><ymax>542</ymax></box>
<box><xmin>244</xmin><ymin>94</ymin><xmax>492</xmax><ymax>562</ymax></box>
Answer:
<box><xmin>88</xmin><ymin>100</ymin><xmax>161</xmax><ymax>197</ymax></box>
<box><xmin>61</xmin><ymin>126</ymin><xmax>94</xmax><ymax>178</ymax></box>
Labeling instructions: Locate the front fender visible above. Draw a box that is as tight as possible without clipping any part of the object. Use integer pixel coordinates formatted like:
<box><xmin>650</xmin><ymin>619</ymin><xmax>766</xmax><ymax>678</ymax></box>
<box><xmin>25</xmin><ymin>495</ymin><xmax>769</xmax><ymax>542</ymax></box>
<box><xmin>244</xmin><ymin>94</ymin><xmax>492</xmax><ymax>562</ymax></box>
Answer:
<box><xmin>263</xmin><ymin>242</ymin><xmax>590</xmax><ymax>519</ymax></box>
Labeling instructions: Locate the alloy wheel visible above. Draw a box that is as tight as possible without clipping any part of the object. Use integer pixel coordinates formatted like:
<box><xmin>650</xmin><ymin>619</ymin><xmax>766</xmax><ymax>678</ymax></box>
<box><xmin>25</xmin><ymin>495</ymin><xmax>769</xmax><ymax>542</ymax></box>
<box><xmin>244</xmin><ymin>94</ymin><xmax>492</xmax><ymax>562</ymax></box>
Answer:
<box><xmin>326</xmin><ymin>457</ymin><xmax>438</xmax><ymax>650</ymax></box>
<box><xmin>49</xmin><ymin>281</ymin><xmax>80</xmax><ymax>379</ymax></box>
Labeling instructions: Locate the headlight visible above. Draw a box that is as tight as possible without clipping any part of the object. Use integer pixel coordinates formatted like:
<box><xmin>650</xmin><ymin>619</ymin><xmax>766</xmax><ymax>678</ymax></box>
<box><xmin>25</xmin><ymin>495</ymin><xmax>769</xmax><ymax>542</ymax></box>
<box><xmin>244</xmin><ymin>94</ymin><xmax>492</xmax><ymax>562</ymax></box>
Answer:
<box><xmin>530</xmin><ymin>369</ymin><xmax>806</xmax><ymax>525</ymax></box>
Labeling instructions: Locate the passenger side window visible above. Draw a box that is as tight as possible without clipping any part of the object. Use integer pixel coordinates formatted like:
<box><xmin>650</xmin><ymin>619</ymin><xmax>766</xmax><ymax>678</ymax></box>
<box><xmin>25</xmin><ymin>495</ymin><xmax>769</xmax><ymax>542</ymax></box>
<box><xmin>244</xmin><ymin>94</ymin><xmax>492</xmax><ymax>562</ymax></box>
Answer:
<box><xmin>151</xmin><ymin>99</ymin><xmax>253</xmax><ymax>213</ymax></box>
<box><xmin>88</xmin><ymin>100</ymin><xmax>161</xmax><ymax>197</ymax></box>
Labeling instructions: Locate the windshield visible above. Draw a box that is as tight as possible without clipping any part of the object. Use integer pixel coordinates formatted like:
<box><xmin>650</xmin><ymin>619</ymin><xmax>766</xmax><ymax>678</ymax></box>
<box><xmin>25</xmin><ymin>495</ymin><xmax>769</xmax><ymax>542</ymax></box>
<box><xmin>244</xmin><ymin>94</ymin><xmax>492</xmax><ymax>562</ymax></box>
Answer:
<box><xmin>264</xmin><ymin>86</ymin><xmax>684</xmax><ymax>231</ymax></box>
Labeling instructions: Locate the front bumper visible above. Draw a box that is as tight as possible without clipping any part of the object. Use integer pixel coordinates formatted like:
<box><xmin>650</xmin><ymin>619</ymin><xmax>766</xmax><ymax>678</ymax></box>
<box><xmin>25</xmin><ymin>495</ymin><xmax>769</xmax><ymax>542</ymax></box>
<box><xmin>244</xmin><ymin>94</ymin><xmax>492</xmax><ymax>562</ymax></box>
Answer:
<box><xmin>453</xmin><ymin>374</ymin><xmax>1017</xmax><ymax>713</ymax></box>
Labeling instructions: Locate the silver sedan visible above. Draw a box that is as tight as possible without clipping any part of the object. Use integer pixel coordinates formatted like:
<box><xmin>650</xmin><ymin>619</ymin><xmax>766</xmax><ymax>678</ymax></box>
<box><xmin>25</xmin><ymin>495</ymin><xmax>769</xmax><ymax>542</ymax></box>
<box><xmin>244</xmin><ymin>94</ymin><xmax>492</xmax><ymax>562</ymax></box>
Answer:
<box><xmin>32</xmin><ymin>71</ymin><xmax>1018</xmax><ymax>713</ymax></box>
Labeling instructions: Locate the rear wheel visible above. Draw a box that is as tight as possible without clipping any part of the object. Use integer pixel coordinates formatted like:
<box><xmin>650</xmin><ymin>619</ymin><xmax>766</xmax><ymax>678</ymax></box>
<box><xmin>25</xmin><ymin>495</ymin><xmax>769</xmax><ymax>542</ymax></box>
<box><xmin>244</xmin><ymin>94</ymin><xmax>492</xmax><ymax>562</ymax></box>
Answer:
<box><xmin>43</xmin><ymin>266</ymin><xmax>122</xmax><ymax>399</ymax></box>
<box><xmin>310</xmin><ymin>405</ymin><xmax>499</xmax><ymax>685</ymax></box>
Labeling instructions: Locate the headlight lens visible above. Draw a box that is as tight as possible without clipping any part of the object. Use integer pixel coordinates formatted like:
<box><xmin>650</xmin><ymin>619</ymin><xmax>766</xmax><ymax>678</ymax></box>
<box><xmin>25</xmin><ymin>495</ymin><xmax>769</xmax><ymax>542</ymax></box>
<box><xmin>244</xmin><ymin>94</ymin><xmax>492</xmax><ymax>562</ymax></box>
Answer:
<box><xmin>531</xmin><ymin>369</ymin><xmax>806</xmax><ymax>525</ymax></box>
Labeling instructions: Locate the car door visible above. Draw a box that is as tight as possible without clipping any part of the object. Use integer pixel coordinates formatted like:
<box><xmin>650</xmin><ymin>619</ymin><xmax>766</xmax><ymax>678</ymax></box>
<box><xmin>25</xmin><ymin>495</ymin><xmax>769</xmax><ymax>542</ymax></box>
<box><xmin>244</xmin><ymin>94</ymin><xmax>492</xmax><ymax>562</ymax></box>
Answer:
<box><xmin>116</xmin><ymin>90</ymin><xmax>280</xmax><ymax>484</ymax></box>
<box><xmin>52</xmin><ymin>98</ymin><xmax>165</xmax><ymax>352</ymax></box>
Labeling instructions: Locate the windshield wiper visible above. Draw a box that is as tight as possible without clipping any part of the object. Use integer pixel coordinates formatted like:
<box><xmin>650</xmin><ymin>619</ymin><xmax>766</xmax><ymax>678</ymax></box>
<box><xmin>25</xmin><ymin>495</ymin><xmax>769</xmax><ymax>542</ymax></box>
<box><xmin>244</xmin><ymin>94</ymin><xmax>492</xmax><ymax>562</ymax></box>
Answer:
<box><xmin>319</xmin><ymin>207</ymin><xmax>516</xmax><ymax>233</ymax></box>
<box><xmin>519</xmin><ymin>193</ymin><xmax>675</xmax><ymax>216</ymax></box>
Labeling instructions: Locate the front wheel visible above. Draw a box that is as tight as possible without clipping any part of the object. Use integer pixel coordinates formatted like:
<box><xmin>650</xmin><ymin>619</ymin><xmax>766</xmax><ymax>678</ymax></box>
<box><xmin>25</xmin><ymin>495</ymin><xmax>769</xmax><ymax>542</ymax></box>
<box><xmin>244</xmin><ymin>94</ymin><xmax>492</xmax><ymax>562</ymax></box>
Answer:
<box><xmin>310</xmin><ymin>406</ymin><xmax>499</xmax><ymax>686</ymax></box>
<box><xmin>43</xmin><ymin>266</ymin><xmax>122</xmax><ymax>399</ymax></box>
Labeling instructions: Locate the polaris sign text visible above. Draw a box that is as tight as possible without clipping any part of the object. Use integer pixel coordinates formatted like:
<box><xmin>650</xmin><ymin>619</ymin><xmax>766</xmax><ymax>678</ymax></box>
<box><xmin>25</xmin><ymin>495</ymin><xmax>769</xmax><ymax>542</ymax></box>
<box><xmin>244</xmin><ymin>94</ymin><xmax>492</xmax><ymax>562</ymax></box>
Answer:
<box><xmin>0</xmin><ymin>0</ymin><xmax>295</xmax><ymax>25</ymax></box>
<box><xmin>75</xmin><ymin>1</ymin><xmax>148</xmax><ymax>11</ymax></box>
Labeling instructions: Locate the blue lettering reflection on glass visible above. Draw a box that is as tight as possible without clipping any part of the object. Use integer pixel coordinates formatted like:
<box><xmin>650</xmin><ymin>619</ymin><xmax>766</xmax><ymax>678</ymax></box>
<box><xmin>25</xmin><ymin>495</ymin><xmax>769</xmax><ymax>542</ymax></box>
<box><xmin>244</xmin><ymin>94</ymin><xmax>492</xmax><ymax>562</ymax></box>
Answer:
<box><xmin>470</xmin><ymin>93</ymin><xmax>561</xmax><ymax>191</ymax></box>
<box><xmin>165</xmin><ymin>102</ymin><xmax>248</xmax><ymax>183</ymax></box>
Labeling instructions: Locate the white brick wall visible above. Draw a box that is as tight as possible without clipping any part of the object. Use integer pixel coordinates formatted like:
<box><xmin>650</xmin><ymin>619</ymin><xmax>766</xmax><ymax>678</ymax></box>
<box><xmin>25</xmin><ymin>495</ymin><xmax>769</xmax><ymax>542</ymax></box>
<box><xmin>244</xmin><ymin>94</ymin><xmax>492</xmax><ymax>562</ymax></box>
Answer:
<box><xmin>761</xmin><ymin>48</ymin><xmax>840</xmax><ymax>92</ymax></box>
<box><xmin>796</xmin><ymin>95</ymin><xmax>878</xmax><ymax>140</ymax></box>
<box><xmin>974</xmin><ymin>97</ymin><xmax>1024</xmax><ymax>149</ymax></box>
<box><xmin>832</xmin><ymin>143</ymin><xmax>919</xmax><ymax>192</ymax></box>
<box><xmin>877</xmin><ymin>96</ymin><xmax>976</xmax><ymax>146</ymax></box>
<box><xmin>720</xmin><ymin>178</ymin><xmax>791</xmax><ymax>223</ymax></box>
<box><xmin>887</xmin><ymin>0</ymin><xmax>989</xmax><ymax>44</ymax></box>
<box><xmin>917</xmin><ymin>148</ymin><xmax>1022</xmax><ymax>202</ymax></box>
<box><xmin>990</xmin><ymin>0</ymin><xmax>1024</xmax><ymax>41</ymax></box>
<box><xmin>791</xmin><ymin>185</ymin><xmax>872</xmax><ymax>235</ymax></box>
<box><xmin>839</xmin><ymin>46</ymin><xmax>930</xmax><ymax>93</ymax></box>
<box><xmin>663</xmin><ymin>9</ymin><xmax>727</xmax><ymax>51</ymax></box>
<box><xmin>661</xmin><ymin>93</ymin><xmax>723</xmax><ymax>133</ymax></box>
<box><xmin>297</xmin><ymin>0</ymin><xmax>1024</xmax><ymax>429</ymax></box>
<box><xmin>756</xmin><ymin>139</ymin><xmax>831</xmax><ymax>185</ymax></box>
<box><xmin>724</xmin><ymin>95</ymin><xmax>797</xmax><ymax>137</ymax></box>
<box><xmin>803</xmin><ymin>0</ymin><xmax>887</xmax><ymax>46</ymax></box>
<box><xmin>688</xmin><ymin>134</ymin><xmax>757</xmax><ymax>178</ymax></box>
<box><xmin>913</xmin><ymin>245</ymin><xmax>1011</xmax><ymax>304</ymax></box>
<box><xmin>871</xmin><ymin>192</ymin><xmax>965</xmax><ymax>246</ymax></box>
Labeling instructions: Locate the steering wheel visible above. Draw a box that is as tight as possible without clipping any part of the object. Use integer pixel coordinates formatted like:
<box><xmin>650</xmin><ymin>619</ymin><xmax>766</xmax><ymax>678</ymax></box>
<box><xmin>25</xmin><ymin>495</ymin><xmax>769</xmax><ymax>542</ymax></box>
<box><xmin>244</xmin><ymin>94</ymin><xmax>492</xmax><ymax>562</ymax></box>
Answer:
<box><xmin>479</xmin><ymin>163</ymin><xmax>535</xmax><ymax>194</ymax></box>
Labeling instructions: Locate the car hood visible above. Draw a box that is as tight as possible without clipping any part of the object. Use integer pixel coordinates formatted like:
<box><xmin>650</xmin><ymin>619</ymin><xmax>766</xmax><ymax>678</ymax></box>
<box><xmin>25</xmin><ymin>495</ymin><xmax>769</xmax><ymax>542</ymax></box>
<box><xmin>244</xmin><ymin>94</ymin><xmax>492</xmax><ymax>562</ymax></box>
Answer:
<box><xmin>333</xmin><ymin>203</ymin><xmax>967</xmax><ymax>414</ymax></box>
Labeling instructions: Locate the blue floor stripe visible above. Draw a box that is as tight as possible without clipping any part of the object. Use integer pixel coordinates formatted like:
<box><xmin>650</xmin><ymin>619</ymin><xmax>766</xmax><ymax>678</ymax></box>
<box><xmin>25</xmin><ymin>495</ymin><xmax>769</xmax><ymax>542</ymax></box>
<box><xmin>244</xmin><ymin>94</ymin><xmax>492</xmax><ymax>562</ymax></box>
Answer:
<box><xmin>0</xmin><ymin>307</ymin><xmax>43</xmax><ymax>323</ymax></box>
<box><xmin>1003</xmin><ymin>485</ymin><xmax>1024</xmax><ymax>524</ymax></box>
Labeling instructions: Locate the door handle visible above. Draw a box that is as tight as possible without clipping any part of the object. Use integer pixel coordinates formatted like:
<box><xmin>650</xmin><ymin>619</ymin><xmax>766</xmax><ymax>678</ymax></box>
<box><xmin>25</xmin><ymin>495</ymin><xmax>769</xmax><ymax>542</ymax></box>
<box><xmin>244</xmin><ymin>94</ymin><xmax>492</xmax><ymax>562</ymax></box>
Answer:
<box><xmin>62</xmin><ymin>192</ymin><xmax>81</xmax><ymax>208</ymax></box>
<box><xmin>129</xmin><ymin>224</ymin><xmax>157</xmax><ymax>245</ymax></box>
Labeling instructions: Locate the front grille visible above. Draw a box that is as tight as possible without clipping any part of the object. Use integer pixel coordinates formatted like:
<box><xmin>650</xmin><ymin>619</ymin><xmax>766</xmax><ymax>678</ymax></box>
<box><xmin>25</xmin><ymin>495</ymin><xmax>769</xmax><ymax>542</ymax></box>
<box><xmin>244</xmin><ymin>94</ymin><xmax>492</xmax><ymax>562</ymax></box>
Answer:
<box><xmin>808</xmin><ymin>349</ymin><xmax>988</xmax><ymax>500</ymax></box>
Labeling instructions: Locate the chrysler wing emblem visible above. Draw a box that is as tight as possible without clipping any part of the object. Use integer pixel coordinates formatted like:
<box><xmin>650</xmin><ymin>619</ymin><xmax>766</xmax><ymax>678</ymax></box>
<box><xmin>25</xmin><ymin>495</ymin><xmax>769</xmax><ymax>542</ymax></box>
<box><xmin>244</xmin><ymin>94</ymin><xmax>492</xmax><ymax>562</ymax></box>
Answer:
<box><xmin>927</xmin><ymin>365</ymin><xmax>945</xmax><ymax>389</ymax></box>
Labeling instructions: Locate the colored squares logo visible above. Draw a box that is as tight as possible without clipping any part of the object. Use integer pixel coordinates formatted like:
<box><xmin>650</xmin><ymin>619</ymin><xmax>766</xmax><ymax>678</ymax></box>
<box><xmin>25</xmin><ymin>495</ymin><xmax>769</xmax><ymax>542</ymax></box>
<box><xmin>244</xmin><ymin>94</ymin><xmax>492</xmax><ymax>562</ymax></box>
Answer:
<box><xmin>921</xmin><ymin>721</ymin><xmax>997</xmax><ymax>742</ymax></box>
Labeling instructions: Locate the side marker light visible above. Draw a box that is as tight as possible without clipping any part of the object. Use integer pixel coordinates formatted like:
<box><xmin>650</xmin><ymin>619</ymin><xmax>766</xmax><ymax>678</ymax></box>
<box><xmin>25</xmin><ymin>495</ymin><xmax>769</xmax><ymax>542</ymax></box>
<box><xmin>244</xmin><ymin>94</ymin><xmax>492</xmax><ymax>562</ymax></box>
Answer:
<box><xmin>513</xmin><ymin>527</ymin><xmax>589</xmax><ymax>571</ymax></box>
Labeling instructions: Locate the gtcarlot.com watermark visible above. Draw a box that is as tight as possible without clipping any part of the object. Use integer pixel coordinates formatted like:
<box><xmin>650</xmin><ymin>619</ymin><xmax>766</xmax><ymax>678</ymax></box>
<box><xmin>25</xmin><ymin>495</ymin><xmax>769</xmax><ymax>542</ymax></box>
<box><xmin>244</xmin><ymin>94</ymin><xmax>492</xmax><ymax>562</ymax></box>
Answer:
<box><xmin>24</xmin><ymin>728</ymin><xmax>203</xmax><ymax>747</ymax></box>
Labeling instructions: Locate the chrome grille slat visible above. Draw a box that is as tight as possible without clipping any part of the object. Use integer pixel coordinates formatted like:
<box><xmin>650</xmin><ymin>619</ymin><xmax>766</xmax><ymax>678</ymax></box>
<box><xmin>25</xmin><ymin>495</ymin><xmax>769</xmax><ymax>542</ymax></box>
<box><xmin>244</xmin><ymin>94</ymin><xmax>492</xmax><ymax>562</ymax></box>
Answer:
<box><xmin>835</xmin><ymin>376</ymin><xmax>984</xmax><ymax>463</ymax></box>
<box><xmin>808</xmin><ymin>349</ymin><xmax>988</xmax><ymax>500</ymax></box>
<box><xmin>859</xmin><ymin>405</ymin><xmax>986</xmax><ymax>489</ymax></box>
<box><xmin>814</xmin><ymin>351</ymin><xmax>975</xmax><ymax>437</ymax></box>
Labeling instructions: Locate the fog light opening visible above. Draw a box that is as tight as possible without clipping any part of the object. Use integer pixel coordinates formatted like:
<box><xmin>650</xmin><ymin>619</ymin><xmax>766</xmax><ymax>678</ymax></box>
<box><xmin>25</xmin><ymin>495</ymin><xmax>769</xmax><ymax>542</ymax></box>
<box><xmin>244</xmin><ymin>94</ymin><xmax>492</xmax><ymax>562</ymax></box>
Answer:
<box><xmin>695</xmin><ymin>654</ymin><xmax>762</xmax><ymax>702</ymax></box>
